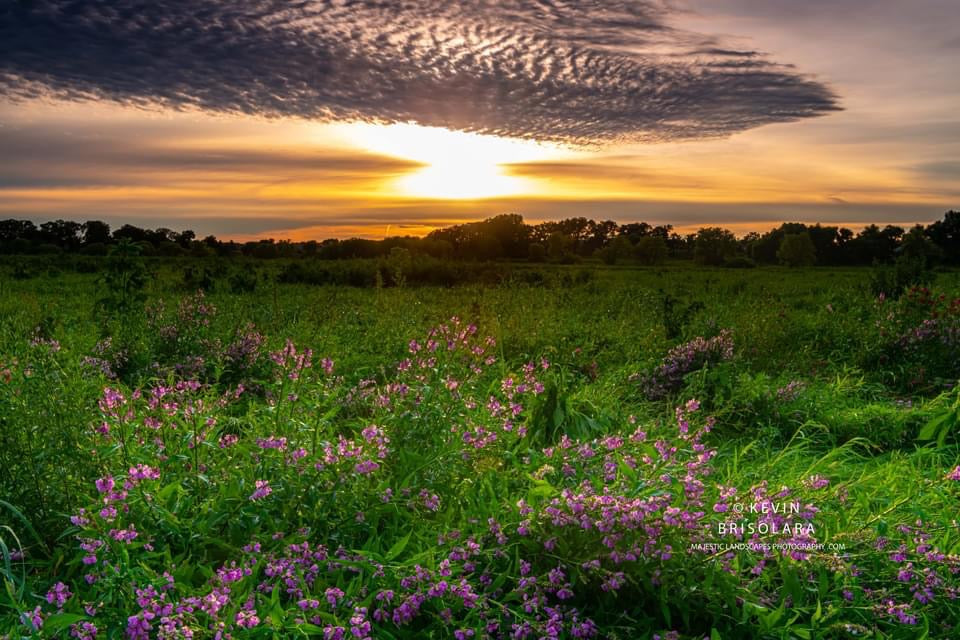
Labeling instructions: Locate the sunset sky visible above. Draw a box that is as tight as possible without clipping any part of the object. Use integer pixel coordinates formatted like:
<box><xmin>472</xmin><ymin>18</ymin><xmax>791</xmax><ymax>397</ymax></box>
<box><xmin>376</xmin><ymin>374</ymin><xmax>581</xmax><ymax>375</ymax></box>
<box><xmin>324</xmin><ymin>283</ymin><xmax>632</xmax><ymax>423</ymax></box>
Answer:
<box><xmin>1</xmin><ymin>0</ymin><xmax>957</xmax><ymax>240</ymax></box>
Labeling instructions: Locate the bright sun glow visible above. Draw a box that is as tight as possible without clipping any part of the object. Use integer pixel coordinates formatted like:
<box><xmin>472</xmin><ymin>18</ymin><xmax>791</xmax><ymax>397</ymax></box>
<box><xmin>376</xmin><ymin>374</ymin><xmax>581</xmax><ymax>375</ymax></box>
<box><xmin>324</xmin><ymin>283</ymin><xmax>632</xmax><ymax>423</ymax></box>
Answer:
<box><xmin>333</xmin><ymin>122</ymin><xmax>562</xmax><ymax>199</ymax></box>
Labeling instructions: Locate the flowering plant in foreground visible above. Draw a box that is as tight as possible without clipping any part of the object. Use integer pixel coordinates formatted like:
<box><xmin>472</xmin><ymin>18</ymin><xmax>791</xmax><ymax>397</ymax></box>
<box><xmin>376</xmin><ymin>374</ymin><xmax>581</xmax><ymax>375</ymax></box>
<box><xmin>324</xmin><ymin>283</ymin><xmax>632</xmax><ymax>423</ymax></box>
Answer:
<box><xmin>632</xmin><ymin>330</ymin><xmax>735</xmax><ymax>400</ymax></box>
<box><xmin>5</xmin><ymin>316</ymin><xmax>960</xmax><ymax>639</ymax></box>
<box><xmin>873</xmin><ymin>285</ymin><xmax>960</xmax><ymax>389</ymax></box>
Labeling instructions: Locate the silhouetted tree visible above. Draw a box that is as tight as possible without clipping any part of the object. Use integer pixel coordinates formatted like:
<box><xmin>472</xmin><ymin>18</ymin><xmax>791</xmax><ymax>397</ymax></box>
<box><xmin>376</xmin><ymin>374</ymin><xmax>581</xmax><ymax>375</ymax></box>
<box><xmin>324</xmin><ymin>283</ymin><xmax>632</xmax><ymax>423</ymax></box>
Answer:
<box><xmin>596</xmin><ymin>234</ymin><xmax>632</xmax><ymax>264</ymax></box>
<box><xmin>39</xmin><ymin>219</ymin><xmax>83</xmax><ymax>250</ymax></box>
<box><xmin>547</xmin><ymin>231</ymin><xmax>573</xmax><ymax>261</ymax></box>
<box><xmin>693</xmin><ymin>227</ymin><xmax>737</xmax><ymax>266</ymax></box>
<box><xmin>635</xmin><ymin>236</ymin><xmax>668</xmax><ymax>266</ymax></box>
<box><xmin>82</xmin><ymin>220</ymin><xmax>112</xmax><ymax>245</ymax></box>
<box><xmin>927</xmin><ymin>210</ymin><xmax>960</xmax><ymax>264</ymax></box>
<box><xmin>777</xmin><ymin>232</ymin><xmax>817</xmax><ymax>267</ymax></box>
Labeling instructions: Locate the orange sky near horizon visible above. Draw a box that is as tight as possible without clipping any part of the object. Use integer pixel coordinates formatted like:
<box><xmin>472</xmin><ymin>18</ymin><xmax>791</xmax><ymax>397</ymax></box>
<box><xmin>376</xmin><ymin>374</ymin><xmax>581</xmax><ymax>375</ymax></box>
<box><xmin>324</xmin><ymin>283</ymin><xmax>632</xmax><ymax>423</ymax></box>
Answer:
<box><xmin>1</xmin><ymin>1</ymin><xmax>957</xmax><ymax>240</ymax></box>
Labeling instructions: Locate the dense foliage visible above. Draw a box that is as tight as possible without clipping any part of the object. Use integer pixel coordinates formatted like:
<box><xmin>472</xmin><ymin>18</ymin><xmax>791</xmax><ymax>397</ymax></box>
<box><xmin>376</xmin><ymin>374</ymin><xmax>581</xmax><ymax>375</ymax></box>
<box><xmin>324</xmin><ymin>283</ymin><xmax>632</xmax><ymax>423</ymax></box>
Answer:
<box><xmin>2</xmin><ymin>261</ymin><xmax>960</xmax><ymax>638</ymax></box>
<box><xmin>1</xmin><ymin>211</ymin><xmax>958</xmax><ymax>271</ymax></box>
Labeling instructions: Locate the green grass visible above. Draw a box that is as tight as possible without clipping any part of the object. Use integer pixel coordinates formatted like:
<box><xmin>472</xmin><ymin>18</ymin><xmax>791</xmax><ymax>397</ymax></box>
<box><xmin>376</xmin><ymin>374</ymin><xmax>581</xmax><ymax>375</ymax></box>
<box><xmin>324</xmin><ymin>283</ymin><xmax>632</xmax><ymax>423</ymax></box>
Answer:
<box><xmin>1</xmin><ymin>259</ymin><xmax>960</xmax><ymax>638</ymax></box>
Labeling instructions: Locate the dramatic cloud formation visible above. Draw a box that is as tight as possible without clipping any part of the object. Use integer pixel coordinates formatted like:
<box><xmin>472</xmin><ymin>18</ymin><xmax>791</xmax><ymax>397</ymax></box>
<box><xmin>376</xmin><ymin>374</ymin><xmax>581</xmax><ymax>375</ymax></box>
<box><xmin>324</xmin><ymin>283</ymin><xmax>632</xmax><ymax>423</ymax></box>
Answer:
<box><xmin>0</xmin><ymin>0</ymin><xmax>839</xmax><ymax>143</ymax></box>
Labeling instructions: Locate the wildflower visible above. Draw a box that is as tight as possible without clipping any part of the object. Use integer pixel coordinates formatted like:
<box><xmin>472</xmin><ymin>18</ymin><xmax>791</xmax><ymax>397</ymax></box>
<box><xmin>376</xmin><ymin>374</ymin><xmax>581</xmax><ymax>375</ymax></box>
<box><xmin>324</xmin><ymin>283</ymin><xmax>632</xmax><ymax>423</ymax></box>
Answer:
<box><xmin>235</xmin><ymin>609</ymin><xmax>260</xmax><ymax>628</ymax></box>
<box><xmin>219</xmin><ymin>434</ymin><xmax>239</xmax><ymax>448</ymax></box>
<box><xmin>249</xmin><ymin>480</ymin><xmax>272</xmax><ymax>501</ymax></box>
<box><xmin>110</xmin><ymin>525</ymin><xmax>138</xmax><ymax>543</ymax></box>
<box><xmin>128</xmin><ymin>464</ymin><xmax>160</xmax><ymax>482</ymax></box>
<box><xmin>324</xmin><ymin>626</ymin><xmax>346</xmax><ymax>640</ymax></box>
<box><xmin>70</xmin><ymin>621</ymin><xmax>98</xmax><ymax>640</ymax></box>
<box><xmin>95</xmin><ymin>476</ymin><xmax>115</xmax><ymax>494</ymax></box>
<box><xmin>325</xmin><ymin>587</ymin><xmax>345</xmax><ymax>608</ymax></box>
<box><xmin>21</xmin><ymin>606</ymin><xmax>43</xmax><ymax>631</ymax></box>
<box><xmin>45</xmin><ymin>582</ymin><xmax>72</xmax><ymax>610</ymax></box>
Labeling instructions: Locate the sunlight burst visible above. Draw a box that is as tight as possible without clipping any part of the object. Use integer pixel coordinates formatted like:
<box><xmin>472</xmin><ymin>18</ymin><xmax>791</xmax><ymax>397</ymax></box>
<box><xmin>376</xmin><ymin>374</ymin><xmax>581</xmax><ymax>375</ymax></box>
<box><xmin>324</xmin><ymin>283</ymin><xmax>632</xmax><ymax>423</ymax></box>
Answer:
<box><xmin>336</xmin><ymin>122</ymin><xmax>561</xmax><ymax>199</ymax></box>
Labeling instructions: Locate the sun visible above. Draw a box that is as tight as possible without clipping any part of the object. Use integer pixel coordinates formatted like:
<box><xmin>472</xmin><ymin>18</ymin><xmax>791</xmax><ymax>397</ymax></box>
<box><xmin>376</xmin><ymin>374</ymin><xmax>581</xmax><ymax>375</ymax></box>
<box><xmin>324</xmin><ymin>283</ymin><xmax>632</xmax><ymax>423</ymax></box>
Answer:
<box><xmin>334</xmin><ymin>122</ymin><xmax>560</xmax><ymax>199</ymax></box>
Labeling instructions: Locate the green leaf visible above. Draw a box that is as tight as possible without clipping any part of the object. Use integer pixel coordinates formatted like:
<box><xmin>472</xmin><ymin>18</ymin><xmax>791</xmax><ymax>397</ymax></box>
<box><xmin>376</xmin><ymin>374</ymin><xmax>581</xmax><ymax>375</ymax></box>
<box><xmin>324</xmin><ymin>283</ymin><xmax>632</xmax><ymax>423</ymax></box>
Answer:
<box><xmin>42</xmin><ymin>613</ymin><xmax>86</xmax><ymax>634</ymax></box>
<box><xmin>385</xmin><ymin>530</ymin><xmax>412</xmax><ymax>561</ymax></box>
<box><xmin>764</xmin><ymin>601</ymin><xmax>785</xmax><ymax>630</ymax></box>
<box><xmin>917</xmin><ymin>413</ymin><xmax>947</xmax><ymax>440</ymax></box>
<box><xmin>270</xmin><ymin>602</ymin><xmax>284</xmax><ymax>629</ymax></box>
<box><xmin>660</xmin><ymin>598</ymin><xmax>672</xmax><ymax>627</ymax></box>
<box><xmin>711</xmin><ymin>628</ymin><xmax>722</xmax><ymax>640</ymax></box>
<box><xmin>811</xmin><ymin>600</ymin><xmax>822</xmax><ymax>625</ymax></box>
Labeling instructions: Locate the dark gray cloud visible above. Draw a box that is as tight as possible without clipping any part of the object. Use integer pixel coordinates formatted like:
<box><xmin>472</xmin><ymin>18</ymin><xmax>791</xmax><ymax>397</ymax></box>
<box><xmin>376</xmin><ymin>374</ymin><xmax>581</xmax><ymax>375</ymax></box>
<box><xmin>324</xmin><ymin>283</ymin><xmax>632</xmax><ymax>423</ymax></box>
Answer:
<box><xmin>910</xmin><ymin>160</ymin><xmax>960</xmax><ymax>182</ymax></box>
<box><xmin>0</xmin><ymin>0</ymin><xmax>839</xmax><ymax>143</ymax></box>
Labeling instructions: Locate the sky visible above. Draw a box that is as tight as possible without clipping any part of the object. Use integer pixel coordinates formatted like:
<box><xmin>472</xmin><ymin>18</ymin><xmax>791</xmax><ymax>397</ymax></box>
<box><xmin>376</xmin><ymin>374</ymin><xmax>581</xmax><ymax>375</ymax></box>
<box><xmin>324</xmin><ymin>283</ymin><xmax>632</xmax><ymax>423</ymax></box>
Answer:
<box><xmin>0</xmin><ymin>0</ymin><xmax>957</xmax><ymax>240</ymax></box>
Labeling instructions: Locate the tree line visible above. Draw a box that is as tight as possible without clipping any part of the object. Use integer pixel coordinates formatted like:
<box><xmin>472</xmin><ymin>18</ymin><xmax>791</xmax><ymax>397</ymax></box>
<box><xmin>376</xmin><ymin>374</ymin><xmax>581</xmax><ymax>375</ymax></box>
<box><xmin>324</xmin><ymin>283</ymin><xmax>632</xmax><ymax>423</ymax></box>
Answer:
<box><xmin>1</xmin><ymin>212</ymin><xmax>957</xmax><ymax>266</ymax></box>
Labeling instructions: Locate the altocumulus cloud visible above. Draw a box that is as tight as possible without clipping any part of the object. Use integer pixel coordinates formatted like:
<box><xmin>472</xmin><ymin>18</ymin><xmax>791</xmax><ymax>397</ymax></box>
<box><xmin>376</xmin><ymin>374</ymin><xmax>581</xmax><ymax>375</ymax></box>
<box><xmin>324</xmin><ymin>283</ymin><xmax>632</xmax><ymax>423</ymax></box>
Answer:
<box><xmin>0</xmin><ymin>0</ymin><xmax>840</xmax><ymax>144</ymax></box>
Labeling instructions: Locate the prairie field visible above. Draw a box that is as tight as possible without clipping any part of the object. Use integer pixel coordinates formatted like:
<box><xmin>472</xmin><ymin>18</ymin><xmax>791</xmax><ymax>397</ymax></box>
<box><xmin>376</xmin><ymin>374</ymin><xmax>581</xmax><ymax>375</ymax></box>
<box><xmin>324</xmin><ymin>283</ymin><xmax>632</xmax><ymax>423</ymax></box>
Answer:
<box><xmin>2</xmin><ymin>258</ymin><xmax>960</xmax><ymax>639</ymax></box>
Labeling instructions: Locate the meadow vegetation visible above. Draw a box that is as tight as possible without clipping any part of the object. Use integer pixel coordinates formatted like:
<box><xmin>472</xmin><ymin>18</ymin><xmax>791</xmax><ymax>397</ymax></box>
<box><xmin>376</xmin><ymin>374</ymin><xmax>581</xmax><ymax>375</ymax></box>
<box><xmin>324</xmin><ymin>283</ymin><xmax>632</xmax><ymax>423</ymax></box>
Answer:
<box><xmin>1</xmin><ymin>252</ymin><xmax>960</xmax><ymax>639</ymax></box>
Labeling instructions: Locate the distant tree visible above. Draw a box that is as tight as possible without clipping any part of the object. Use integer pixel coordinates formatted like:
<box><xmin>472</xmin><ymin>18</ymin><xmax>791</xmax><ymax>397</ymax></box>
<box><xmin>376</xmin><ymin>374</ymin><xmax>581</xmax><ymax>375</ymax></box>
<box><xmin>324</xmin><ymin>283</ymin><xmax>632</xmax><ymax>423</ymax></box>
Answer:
<box><xmin>0</xmin><ymin>219</ymin><xmax>37</xmax><ymax>243</ymax></box>
<box><xmin>927</xmin><ymin>210</ymin><xmax>960</xmax><ymax>264</ymax></box>
<box><xmin>547</xmin><ymin>231</ymin><xmax>573</xmax><ymax>261</ymax></box>
<box><xmin>740</xmin><ymin>231</ymin><xmax>761</xmax><ymax>250</ymax></box>
<box><xmin>693</xmin><ymin>227</ymin><xmax>737</xmax><ymax>266</ymax></box>
<box><xmin>849</xmin><ymin>224</ymin><xmax>902</xmax><ymax>264</ymax></box>
<box><xmin>584</xmin><ymin>219</ymin><xmax>619</xmax><ymax>255</ymax></box>
<box><xmin>749</xmin><ymin>222</ymin><xmax>806</xmax><ymax>264</ymax></box>
<box><xmin>670</xmin><ymin>231</ymin><xmax>693</xmax><ymax>259</ymax></box>
<box><xmin>777</xmin><ymin>232</ymin><xmax>817</xmax><ymax>267</ymax></box>
<box><xmin>634</xmin><ymin>236</ymin><xmax>668</xmax><ymax>266</ymax></box>
<box><xmin>147</xmin><ymin>228</ymin><xmax>176</xmax><ymax>246</ymax></box>
<box><xmin>251</xmin><ymin>240</ymin><xmax>279</xmax><ymax>259</ymax></box>
<box><xmin>618</xmin><ymin>222</ymin><xmax>652</xmax><ymax>244</ymax></box>
<box><xmin>900</xmin><ymin>224</ymin><xmax>941</xmax><ymax>264</ymax></box>
<box><xmin>39</xmin><ymin>219</ymin><xmax>83</xmax><ymax>249</ymax></box>
<box><xmin>82</xmin><ymin>220</ymin><xmax>112</xmax><ymax>245</ymax></box>
<box><xmin>113</xmin><ymin>224</ymin><xmax>151</xmax><ymax>244</ymax></box>
<box><xmin>596</xmin><ymin>234</ymin><xmax>632</xmax><ymax>265</ymax></box>
<box><xmin>482</xmin><ymin>213</ymin><xmax>529</xmax><ymax>259</ymax></box>
<box><xmin>174</xmin><ymin>229</ymin><xmax>196</xmax><ymax>248</ymax></box>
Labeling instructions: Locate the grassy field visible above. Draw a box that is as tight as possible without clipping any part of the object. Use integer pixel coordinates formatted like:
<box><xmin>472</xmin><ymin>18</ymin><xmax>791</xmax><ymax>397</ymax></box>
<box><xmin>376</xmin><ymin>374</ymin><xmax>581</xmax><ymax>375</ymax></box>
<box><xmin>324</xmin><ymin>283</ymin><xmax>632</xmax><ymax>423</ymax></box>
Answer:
<box><xmin>2</xmin><ymin>259</ymin><xmax>960</xmax><ymax>638</ymax></box>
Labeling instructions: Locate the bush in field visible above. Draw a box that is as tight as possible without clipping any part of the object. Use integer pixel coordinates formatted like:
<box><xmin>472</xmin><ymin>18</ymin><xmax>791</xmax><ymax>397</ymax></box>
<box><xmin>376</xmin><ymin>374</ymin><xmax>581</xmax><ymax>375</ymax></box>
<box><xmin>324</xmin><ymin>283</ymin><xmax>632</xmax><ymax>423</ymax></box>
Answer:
<box><xmin>693</xmin><ymin>227</ymin><xmax>737</xmax><ymax>266</ymax></box>
<box><xmin>777</xmin><ymin>233</ymin><xmax>817</xmax><ymax>267</ymax></box>
<box><xmin>871</xmin><ymin>286</ymin><xmax>960</xmax><ymax>390</ymax></box>
<box><xmin>632</xmin><ymin>330</ymin><xmax>734</xmax><ymax>400</ymax></box>
<box><xmin>634</xmin><ymin>236</ymin><xmax>668</xmax><ymax>266</ymax></box>
<box><xmin>659</xmin><ymin>293</ymin><xmax>705</xmax><ymax>341</ymax></box>
<box><xmin>595</xmin><ymin>236</ymin><xmax>632</xmax><ymax>265</ymax></box>
<box><xmin>96</xmin><ymin>239</ymin><xmax>150</xmax><ymax>318</ymax></box>
<box><xmin>227</xmin><ymin>268</ymin><xmax>259</xmax><ymax>293</ymax></box>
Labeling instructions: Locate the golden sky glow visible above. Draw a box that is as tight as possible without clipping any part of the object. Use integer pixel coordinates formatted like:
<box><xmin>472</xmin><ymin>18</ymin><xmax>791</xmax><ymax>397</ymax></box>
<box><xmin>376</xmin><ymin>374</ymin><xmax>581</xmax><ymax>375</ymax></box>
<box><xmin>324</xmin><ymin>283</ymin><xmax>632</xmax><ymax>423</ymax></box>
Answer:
<box><xmin>0</xmin><ymin>96</ymin><xmax>956</xmax><ymax>241</ymax></box>
<box><xmin>1</xmin><ymin>0</ymin><xmax>958</xmax><ymax>241</ymax></box>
